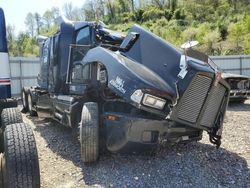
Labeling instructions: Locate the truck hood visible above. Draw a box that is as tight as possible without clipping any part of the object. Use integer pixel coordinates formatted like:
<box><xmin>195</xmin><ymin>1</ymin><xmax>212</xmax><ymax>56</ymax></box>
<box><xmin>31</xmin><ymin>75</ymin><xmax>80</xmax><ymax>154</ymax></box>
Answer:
<box><xmin>123</xmin><ymin>25</ymin><xmax>182</xmax><ymax>98</ymax></box>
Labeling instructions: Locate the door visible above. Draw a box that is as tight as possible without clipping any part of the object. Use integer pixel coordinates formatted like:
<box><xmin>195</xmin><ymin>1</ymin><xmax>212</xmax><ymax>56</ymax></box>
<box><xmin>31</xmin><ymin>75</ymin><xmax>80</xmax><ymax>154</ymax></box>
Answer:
<box><xmin>48</xmin><ymin>34</ymin><xmax>59</xmax><ymax>92</ymax></box>
<box><xmin>68</xmin><ymin>26</ymin><xmax>93</xmax><ymax>95</ymax></box>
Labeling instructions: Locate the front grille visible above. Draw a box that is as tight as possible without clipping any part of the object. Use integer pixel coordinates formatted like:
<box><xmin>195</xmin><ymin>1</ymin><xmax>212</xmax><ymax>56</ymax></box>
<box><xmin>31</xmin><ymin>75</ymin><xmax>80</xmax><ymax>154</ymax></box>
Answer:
<box><xmin>177</xmin><ymin>74</ymin><xmax>226</xmax><ymax>128</ymax></box>
<box><xmin>200</xmin><ymin>84</ymin><xmax>226</xmax><ymax>127</ymax></box>
<box><xmin>177</xmin><ymin>75</ymin><xmax>212</xmax><ymax>123</ymax></box>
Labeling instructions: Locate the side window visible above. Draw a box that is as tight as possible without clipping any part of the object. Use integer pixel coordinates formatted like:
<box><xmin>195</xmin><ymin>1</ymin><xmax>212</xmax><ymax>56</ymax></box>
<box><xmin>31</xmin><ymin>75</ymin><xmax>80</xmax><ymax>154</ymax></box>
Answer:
<box><xmin>76</xmin><ymin>27</ymin><xmax>91</xmax><ymax>45</ymax></box>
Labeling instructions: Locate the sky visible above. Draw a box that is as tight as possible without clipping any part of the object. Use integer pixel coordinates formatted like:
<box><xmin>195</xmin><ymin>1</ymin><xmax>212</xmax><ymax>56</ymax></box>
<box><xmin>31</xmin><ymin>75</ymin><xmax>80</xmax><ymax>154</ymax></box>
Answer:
<box><xmin>0</xmin><ymin>0</ymin><xmax>85</xmax><ymax>34</ymax></box>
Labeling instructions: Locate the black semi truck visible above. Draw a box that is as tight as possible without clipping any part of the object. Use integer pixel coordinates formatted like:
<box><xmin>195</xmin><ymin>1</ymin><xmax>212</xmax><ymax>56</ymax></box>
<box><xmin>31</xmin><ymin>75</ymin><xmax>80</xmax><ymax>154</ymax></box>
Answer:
<box><xmin>23</xmin><ymin>17</ymin><xmax>230</xmax><ymax>163</ymax></box>
<box><xmin>0</xmin><ymin>8</ymin><xmax>40</xmax><ymax>188</ymax></box>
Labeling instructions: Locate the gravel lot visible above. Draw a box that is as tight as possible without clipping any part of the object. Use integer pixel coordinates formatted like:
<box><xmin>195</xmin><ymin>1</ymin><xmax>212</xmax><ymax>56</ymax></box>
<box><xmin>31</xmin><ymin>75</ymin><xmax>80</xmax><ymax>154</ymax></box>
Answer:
<box><xmin>22</xmin><ymin>99</ymin><xmax>250</xmax><ymax>188</ymax></box>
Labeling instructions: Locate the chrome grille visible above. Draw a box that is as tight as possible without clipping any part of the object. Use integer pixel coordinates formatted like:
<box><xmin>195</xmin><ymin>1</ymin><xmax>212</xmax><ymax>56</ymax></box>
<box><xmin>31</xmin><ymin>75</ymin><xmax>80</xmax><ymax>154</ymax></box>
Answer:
<box><xmin>200</xmin><ymin>84</ymin><xmax>226</xmax><ymax>127</ymax></box>
<box><xmin>177</xmin><ymin>75</ymin><xmax>212</xmax><ymax>123</ymax></box>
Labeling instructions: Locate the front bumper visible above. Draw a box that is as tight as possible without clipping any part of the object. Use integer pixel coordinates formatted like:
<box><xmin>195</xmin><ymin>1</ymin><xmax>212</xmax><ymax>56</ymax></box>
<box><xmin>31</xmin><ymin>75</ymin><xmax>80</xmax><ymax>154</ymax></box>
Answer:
<box><xmin>229</xmin><ymin>89</ymin><xmax>250</xmax><ymax>101</ymax></box>
<box><xmin>103</xmin><ymin>113</ymin><xmax>202</xmax><ymax>153</ymax></box>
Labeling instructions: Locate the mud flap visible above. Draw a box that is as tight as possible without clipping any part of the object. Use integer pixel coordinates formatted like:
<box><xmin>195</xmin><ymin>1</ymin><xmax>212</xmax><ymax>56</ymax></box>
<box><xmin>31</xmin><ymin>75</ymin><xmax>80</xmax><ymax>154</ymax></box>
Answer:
<box><xmin>209</xmin><ymin>134</ymin><xmax>221</xmax><ymax>149</ymax></box>
<box><xmin>208</xmin><ymin>111</ymin><xmax>224</xmax><ymax>149</ymax></box>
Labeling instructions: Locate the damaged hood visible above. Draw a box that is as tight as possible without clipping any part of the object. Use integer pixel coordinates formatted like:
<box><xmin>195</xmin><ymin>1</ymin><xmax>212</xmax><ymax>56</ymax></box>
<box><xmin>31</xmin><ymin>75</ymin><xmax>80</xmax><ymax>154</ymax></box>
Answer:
<box><xmin>122</xmin><ymin>25</ymin><xmax>220</xmax><ymax>101</ymax></box>
<box><xmin>123</xmin><ymin>25</ymin><xmax>182</xmax><ymax>99</ymax></box>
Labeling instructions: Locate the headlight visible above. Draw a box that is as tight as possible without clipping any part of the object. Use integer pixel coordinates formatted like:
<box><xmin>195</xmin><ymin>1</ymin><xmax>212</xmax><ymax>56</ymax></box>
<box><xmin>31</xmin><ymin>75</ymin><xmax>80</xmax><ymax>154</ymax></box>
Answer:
<box><xmin>142</xmin><ymin>94</ymin><xmax>166</xmax><ymax>110</ymax></box>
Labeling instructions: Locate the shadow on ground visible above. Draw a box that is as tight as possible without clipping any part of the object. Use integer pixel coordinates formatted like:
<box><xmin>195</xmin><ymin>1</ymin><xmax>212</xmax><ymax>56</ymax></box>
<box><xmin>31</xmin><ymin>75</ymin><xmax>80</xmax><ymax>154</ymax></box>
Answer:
<box><xmin>30</xmin><ymin>116</ymin><xmax>250</xmax><ymax>188</ymax></box>
<box><xmin>228</xmin><ymin>100</ymin><xmax>250</xmax><ymax>112</ymax></box>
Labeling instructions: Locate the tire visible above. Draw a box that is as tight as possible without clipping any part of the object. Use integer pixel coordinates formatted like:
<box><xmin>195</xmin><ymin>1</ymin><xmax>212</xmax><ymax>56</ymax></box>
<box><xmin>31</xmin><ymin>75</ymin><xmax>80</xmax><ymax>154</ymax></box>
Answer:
<box><xmin>1</xmin><ymin>107</ymin><xmax>23</xmax><ymax>128</ymax></box>
<box><xmin>27</xmin><ymin>92</ymin><xmax>37</xmax><ymax>116</ymax></box>
<box><xmin>239</xmin><ymin>99</ymin><xmax>246</xmax><ymax>103</ymax></box>
<box><xmin>22</xmin><ymin>88</ymin><xmax>29</xmax><ymax>113</ymax></box>
<box><xmin>2</xmin><ymin>123</ymin><xmax>40</xmax><ymax>188</ymax></box>
<box><xmin>0</xmin><ymin>154</ymin><xmax>4</xmax><ymax>188</ymax></box>
<box><xmin>80</xmin><ymin>102</ymin><xmax>99</xmax><ymax>163</ymax></box>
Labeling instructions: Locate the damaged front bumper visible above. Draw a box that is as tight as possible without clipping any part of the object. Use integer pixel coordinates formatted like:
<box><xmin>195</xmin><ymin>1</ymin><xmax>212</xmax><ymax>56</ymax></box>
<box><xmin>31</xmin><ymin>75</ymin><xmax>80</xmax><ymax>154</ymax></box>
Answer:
<box><xmin>229</xmin><ymin>89</ymin><xmax>250</xmax><ymax>101</ymax></box>
<box><xmin>103</xmin><ymin>113</ymin><xmax>202</xmax><ymax>153</ymax></box>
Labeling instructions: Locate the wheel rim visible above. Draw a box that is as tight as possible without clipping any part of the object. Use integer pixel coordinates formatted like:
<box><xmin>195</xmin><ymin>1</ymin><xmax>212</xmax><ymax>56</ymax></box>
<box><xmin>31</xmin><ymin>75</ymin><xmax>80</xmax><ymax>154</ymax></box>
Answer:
<box><xmin>22</xmin><ymin>91</ymin><xmax>26</xmax><ymax>107</ymax></box>
<box><xmin>0</xmin><ymin>154</ymin><xmax>5</xmax><ymax>187</ymax></box>
<box><xmin>28</xmin><ymin>94</ymin><xmax>32</xmax><ymax>112</ymax></box>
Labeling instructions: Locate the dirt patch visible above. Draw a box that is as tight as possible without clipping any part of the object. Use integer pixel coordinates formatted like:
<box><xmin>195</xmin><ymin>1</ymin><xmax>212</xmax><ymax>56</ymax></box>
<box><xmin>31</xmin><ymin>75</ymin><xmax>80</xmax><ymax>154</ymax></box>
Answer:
<box><xmin>23</xmin><ymin>100</ymin><xmax>250</xmax><ymax>188</ymax></box>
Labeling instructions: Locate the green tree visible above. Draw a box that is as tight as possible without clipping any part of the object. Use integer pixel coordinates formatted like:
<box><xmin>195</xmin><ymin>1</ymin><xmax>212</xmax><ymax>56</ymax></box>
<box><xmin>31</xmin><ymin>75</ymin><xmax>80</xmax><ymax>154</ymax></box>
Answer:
<box><xmin>228</xmin><ymin>22</ymin><xmax>244</xmax><ymax>53</ymax></box>
<box><xmin>34</xmin><ymin>12</ymin><xmax>42</xmax><ymax>35</ymax></box>
<box><xmin>182</xmin><ymin>27</ymin><xmax>198</xmax><ymax>41</ymax></box>
<box><xmin>6</xmin><ymin>25</ymin><xmax>18</xmax><ymax>56</ymax></box>
<box><xmin>16</xmin><ymin>32</ymin><xmax>30</xmax><ymax>56</ymax></box>
<box><xmin>43</xmin><ymin>7</ymin><xmax>59</xmax><ymax>30</ymax></box>
<box><xmin>203</xmin><ymin>30</ymin><xmax>220</xmax><ymax>55</ymax></box>
<box><xmin>196</xmin><ymin>22</ymin><xmax>211</xmax><ymax>44</ymax></box>
<box><xmin>63</xmin><ymin>2</ymin><xmax>83</xmax><ymax>21</ymax></box>
<box><xmin>151</xmin><ymin>0</ymin><xmax>166</xmax><ymax>9</ymax></box>
<box><xmin>25</xmin><ymin>13</ymin><xmax>35</xmax><ymax>37</ymax></box>
<box><xmin>244</xmin><ymin>34</ymin><xmax>250</xmax><ymax>54</ymax></box>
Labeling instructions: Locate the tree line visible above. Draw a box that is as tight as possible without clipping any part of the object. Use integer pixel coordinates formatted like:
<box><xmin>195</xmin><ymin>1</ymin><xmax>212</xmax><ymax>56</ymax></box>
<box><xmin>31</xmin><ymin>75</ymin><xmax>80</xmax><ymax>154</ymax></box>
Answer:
<box><xmin>6</xmin><ymin>0</ymin><xmax>250</xmax><ymax>57</ymax></box>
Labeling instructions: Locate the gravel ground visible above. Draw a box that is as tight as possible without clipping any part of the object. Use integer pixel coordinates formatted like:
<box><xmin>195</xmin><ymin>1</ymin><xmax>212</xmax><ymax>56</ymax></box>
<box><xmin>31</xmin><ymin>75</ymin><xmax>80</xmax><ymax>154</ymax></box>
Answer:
<box><xmin>22</xmin><ymin>99</ymin><xmax>250</xmax><ymax>188</ymax></box>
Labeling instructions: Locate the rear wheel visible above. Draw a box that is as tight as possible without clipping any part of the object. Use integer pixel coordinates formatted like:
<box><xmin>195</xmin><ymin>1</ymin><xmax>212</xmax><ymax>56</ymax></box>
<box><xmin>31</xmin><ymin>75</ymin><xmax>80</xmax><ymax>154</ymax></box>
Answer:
<box><xmin>0</xmin><ymin>154</ymin><xmax>4</xmax><ymax>188</ymax></box>
<box><xmin>1</xmin><ymin>107</ymin><xmax>23</xmax><ymax>128</ymax></box>
<box><xmin>239</xmin><ymin>99</ymin><xmax>246</xmax><ymax>103</ymax></box>
<box><xmin>1</xmin><ymin>123</ymin><xmax>40</xmax><ymax>188</ymax></box>
<box><xmin>21</xmin><ymin>88</ymin><xmax>29</xmax><ymax>112</ymax></box>
<box><xmin>80</xmin><ymin>102</ymin><xmax>99</xmax><ymax>163</ymax></box>
<box><xmin>28</xmin><ymin>92</ymin><xmax>37</xmax><ymax>116</ymax></box>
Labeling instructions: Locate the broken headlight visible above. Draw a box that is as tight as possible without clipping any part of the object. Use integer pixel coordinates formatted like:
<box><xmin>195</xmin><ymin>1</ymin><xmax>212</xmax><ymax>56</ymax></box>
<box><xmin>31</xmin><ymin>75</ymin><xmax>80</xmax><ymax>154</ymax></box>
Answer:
<box><xmin>142</xmin><ymin>94</ymin><xmax>166</xmax><ymax>110</ymax></box>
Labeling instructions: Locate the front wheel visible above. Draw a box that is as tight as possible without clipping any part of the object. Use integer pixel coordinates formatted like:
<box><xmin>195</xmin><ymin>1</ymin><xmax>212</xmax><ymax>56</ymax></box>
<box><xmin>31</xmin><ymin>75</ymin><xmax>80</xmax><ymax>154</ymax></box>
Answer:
<box><xmin>80</xmin><ymin>102</ymin><xmax>99</xmax><ymax>163</ymax></box>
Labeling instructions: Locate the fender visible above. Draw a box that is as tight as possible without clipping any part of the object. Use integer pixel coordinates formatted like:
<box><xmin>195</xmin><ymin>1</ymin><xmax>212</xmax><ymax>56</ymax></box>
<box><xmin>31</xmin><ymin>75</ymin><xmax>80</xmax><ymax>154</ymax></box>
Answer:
<box><xmin>82</xmin><ymin>47</ymin><xmax>177</xmax><ymax>102</ymax></box>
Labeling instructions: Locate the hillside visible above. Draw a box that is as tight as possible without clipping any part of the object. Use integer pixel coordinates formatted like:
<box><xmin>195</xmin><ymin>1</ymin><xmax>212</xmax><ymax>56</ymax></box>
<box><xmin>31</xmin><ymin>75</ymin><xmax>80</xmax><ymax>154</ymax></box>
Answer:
<box><xmin>6</xmin><ymin>0</ymin><xmax>250</xmax><ymax>57</ymax></box>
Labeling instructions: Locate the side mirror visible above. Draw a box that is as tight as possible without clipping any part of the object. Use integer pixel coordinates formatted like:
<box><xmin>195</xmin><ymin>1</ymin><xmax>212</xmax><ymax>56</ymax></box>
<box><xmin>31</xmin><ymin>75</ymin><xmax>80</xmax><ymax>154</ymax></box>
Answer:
<box><xmin>120</xmin><ymin>32</ymin><xmax>139</xmax><ymax>52</ymax></box>
<box><xmin>37</xmin><ymin>35</ymin><xmax>48</xmax><ymax>45</ymax></box>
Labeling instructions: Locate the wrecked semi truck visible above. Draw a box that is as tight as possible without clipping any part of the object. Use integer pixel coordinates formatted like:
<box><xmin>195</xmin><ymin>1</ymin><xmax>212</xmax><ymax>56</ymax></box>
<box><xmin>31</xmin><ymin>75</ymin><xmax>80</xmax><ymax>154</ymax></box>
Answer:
<box><xmin>22</xmin><ymin>18</ymin><xmax>230</xmax><ymax>163</ymax></box>
<box><xmin>0</xmin><ymin>8</ymin><xmax>40</xmax><ymax>187</ymax></box>
<box><xmin>222</xmin><ymin>73</ymin><xmax>250</xmax><ymax>103</ymax></box>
